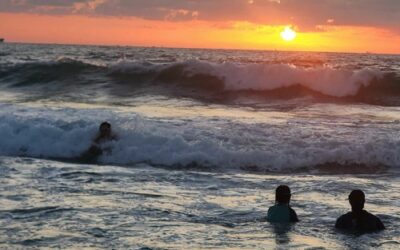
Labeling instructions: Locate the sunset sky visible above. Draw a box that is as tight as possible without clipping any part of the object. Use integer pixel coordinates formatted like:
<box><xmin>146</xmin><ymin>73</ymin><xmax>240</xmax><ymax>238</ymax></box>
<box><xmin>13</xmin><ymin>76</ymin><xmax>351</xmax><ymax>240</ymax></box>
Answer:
<box><xmin>0</xmin><ymin>0</ymin><xmax>399</xmax><ymax>54</ymax></box>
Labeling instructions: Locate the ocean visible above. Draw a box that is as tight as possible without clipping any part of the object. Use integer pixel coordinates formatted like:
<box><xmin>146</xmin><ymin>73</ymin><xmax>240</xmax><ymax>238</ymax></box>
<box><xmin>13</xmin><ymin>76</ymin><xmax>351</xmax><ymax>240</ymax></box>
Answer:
<box><xmin>0</xmin><ymin>43</ymin><xmax>399</xmax><ymax>249</ymax></box>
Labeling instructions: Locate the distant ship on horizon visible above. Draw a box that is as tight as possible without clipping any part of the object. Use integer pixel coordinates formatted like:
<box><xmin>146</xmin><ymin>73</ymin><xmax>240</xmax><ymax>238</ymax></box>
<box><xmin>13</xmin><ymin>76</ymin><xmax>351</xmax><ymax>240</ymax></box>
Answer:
<box><xmin>0</xmin><ymin>38</ymin><xmax>4</xmax><ymax>43</ymax></box>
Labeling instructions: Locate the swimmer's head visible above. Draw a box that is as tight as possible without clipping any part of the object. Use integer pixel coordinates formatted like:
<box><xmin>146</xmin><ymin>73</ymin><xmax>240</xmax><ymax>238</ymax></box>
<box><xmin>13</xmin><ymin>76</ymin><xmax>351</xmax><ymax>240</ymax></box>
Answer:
<box><xmin>99</xmin><ymin>122</ymin><xmax>111</xmax><ymax>136</ymax></box>
<box><xmin>349</xmin><ymin>189</ymin><xmax>365</xmax><ymax>212</ymax></box>
<box><xmin>275</xmin><ymin>185</ymin><xmax>291</xmax><ymax>204</ymax></box>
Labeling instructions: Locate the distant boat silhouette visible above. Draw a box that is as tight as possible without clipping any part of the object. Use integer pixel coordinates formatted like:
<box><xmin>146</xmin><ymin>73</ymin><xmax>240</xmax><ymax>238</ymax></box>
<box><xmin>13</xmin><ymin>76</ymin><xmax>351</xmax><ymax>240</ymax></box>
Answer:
<box><xmin>0</xmin><ymin>38</ymin><xmax>4</xmax><ymax>43</ymax></box>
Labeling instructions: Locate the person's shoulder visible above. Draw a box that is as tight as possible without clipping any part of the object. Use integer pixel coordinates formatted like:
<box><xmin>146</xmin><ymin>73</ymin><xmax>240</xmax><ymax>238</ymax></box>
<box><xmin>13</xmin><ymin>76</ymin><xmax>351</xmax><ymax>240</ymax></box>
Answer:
<box><xmin>289</xmin><ymin>207</ymin><xmax>297</xmax><ymax>214</ymax></box>
<box><xmin>93</xmin><ymin>133</ymin><xmax>102</xmax><ymax>143</ymax></box>
<box><xmin>362</xmin><ymin>210</ymin><xmax>385</xmax><ymax>229</ymax></box>
<box><xmin>362</xmin><ymin>210</ymin><xmax>380</xmax><ymax>222</ymax></box>
<box><xmin>266</xmin><ymin>204</ymin><xmax>277</xmax><ymax>221</ymax></box>
<box><xmin>362</xmin><ymin>210</ymin><xmax>378</xmax><ymax>219</ymax></box>
<box><xmin>335</xmin><ymin>212</ymin><xmax>352</xmax><ymax>228</ymax></box>
<box><xmin>267</xmin><ymin>204</ymin><xmax>277</xmax><ymax>212</ymax></box>
<box><xmin>289</xmin><ymin>207</ymin><xmax>299</xmax><ymax>222</ymax></box>
<box><xmin>337</xmin><ymin>212</ymin><xmax>352</xmax><ymax>220</ymax></box>
<box><xmin>269</xmin><ymin>204</ymin><xmax>279</xmax><ymax>209</ymax></box>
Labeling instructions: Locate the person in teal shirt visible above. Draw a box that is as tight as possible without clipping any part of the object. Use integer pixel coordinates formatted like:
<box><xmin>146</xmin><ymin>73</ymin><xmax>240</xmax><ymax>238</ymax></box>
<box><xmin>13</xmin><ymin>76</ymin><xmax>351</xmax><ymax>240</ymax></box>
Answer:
<box><xmin>267</xmin><ymin>185</ymin><xmax>299</xmax><ymax>223</ymax></box>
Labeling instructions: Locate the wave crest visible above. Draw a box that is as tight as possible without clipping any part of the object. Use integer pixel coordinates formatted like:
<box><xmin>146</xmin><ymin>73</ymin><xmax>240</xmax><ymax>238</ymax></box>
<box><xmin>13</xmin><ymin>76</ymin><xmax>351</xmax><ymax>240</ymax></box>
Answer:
<box><xmin>1</xmin><ymin>104</ymin><xmax>399</xmax><ymax>173</ymax></box>
<box><xmin>1</xmin><ymin>59</ymin><xmax>399</xmax><ymax>104</ymax></box>
<box><xmin>0</xmin><ymin>58</ymin><xmax>104</xmax><ymax>87</ymax></box>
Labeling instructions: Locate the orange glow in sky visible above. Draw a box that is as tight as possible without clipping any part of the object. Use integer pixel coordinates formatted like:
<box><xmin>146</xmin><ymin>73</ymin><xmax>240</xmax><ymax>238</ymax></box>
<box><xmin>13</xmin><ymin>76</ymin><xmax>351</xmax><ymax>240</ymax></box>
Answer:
<box><xmin>0</xmin><ymin>13</ymin><xmax>399</xmax><ymax>54</ymax></box>
<box><xmin>280</xmin><ymin>26</ymin><xmax>297</xmax><ymax>42</ymax></box>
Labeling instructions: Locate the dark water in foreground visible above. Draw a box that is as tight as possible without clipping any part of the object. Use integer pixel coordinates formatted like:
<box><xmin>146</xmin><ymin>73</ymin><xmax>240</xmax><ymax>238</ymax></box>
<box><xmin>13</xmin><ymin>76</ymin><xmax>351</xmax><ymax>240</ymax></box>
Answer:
<box><xmin>1</xmin><ymin>157</ymin><xmax>399</xmax><ymax>249</ymax></box>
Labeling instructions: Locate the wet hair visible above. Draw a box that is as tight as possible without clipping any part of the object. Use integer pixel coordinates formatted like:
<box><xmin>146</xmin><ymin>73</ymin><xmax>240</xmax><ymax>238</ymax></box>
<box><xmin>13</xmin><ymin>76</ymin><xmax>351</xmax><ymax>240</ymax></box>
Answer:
<box><xmin>349</xmin><ymin>189</ymin><xmax>365</xmax><ymax>211</ymax></box>
<box><xmin>99</xmin><ymin>122</ymin><xmax>111</xmax><ymax>130</ymax></box>
<box><xmin>275</xmin><ymin>185</ymin><xmax>291</xmax><ymax>204</ymax></box>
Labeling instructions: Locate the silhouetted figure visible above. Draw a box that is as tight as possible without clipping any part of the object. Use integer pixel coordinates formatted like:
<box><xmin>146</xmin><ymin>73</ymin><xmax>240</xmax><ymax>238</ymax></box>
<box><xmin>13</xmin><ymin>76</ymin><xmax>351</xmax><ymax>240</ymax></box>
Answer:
<box><xmin>93</xmin><ymin>122</ymin><xmax>118</xmax><ymax>144</ymax></box>
<box><xmin>335</xmin><ymin>190</ymin><xmax>385</xmax><ymax>232</ymax></box>
<box><xmin>80</xmin><ymin>122</ymin><xmax>118</xmax><ymax>162</ymax></box>
<box><xmin>267</xmin><ymin>185</ymin><xmax>299</xmax><ymax>223</ymax></box>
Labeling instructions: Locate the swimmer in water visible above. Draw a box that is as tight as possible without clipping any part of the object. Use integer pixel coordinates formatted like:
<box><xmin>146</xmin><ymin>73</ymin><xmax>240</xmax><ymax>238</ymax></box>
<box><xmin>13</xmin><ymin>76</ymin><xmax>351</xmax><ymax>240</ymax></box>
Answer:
<box><xmin>93</xmin><ymin>122</ymin><xmax>118</xmax><ymax>144</ymax></box>
<box><xmin>80</xmin><ymin>122</ymin><xmax>118</xmax><ymax>162</ymax></box>
<box><xmin>267</xmin><ymin>185</ymin><xmax>299</xmax><ymax>223</ymax></box>
<box><xmin>335</xmin><ymin>190</ymin><xmax>385</xmax><ymax>232</ymax></box>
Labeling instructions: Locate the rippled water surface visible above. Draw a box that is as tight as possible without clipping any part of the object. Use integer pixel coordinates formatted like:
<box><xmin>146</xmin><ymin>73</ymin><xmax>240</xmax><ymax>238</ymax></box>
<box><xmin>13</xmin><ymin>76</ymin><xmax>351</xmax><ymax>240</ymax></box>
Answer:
<box><xmin>1</xmin><ymin>44</ymin><xmax>400</xmax><ymax>249</ymax></box>
<box><xmin>1</xmin><ymin>157</ymin><xmax>399</xmax><ymax>249</ymax></box>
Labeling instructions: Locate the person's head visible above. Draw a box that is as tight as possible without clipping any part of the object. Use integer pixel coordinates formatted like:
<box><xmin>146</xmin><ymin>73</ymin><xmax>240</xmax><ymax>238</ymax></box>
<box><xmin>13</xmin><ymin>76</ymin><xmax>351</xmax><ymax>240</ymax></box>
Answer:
<box><xmin>275</xmin><ymin>185</ymin><xmax>291</xmax><ymax>204</ymax></box>
<box><xmin>349</xmin><ymin>189</ymin><xmax>365</xmax><ymax>212</ymax></box>
<box><xmin>99</xmin><ymin>122</ymin><xmax>111</xmax><ymax>137</ymax></box>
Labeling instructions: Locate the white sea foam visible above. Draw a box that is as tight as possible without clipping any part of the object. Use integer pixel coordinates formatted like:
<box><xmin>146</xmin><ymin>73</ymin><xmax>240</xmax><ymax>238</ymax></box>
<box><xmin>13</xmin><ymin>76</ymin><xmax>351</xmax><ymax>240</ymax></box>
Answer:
<box><xmin>1</xmin><ymin>58</ymin><xmax>387</xmax><ymax>99</ymax></box>
<box><xmin>0</xmin><ymin>103</ymin><xmax>399</xmax><ymax>172</ymax></box>
<box><xmin>109</xmin><ymin>60</ymin><xmax>383</xmax><ymax>97</ymax></box>
<box><xmin>214</xmin><ymin>63</ymin><xmax>381</xmax><ymax>97</ymax></box>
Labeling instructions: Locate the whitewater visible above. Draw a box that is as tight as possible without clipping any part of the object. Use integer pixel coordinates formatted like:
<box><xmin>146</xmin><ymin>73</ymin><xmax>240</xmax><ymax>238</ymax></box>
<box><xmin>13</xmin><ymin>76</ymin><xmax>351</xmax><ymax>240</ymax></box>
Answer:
<box><xmin>0</xmin><ymin>43</ymin><xmax>399</xmax><ymax>249</ymax></box>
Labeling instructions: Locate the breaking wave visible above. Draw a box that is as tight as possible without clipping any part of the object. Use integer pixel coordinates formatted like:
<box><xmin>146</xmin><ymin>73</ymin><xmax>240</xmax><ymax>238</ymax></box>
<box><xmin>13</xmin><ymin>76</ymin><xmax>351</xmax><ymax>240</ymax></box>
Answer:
<box><xmin>0</xmin><ymin>104</ymin><xmax>399</xmax><ymax>173</ymax></box>
<box><xmin>1</xmin><ymin>59</ymin><xmax>400</xmax><ymax>104</ymax></box>
<box><xmin>110</xmin><ymin>60</ymin><xmax>384</xmax><ymax>97</ymax></box>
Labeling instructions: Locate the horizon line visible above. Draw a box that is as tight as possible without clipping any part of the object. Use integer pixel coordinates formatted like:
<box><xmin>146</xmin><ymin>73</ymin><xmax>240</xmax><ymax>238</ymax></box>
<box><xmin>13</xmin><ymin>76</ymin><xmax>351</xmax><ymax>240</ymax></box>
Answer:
<box><xmin>3</xmin><ymin>41</ymin><xmax>399</xmax><ymax>56</ymax></box>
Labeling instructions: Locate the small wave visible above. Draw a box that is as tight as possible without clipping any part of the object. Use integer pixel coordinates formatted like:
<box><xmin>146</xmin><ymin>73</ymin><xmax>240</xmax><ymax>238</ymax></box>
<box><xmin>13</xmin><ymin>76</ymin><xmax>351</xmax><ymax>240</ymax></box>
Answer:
<box><xmin>6</xmin><ymin>206</ymin><xmax>61</xmax><ymax>214</ymax></box>
<box><xmin>2</xmin><ymin>206</ymin><xmax>74</xmax><ymax>220</ymax></box>
<box><xmin>0</xmin><ymin>58</ymin><xmax>104</xmax><ymax>87</ymax></box>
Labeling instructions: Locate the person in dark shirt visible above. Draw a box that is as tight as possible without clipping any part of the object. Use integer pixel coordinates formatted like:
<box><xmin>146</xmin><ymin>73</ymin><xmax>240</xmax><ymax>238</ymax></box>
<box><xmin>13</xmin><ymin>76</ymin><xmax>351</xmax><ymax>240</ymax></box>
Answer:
<box><xmin>267</xmin><ymin>185</ymin><xmax>299</xmax><ymax>223</ymax></box>
<box><xmin>93</xmin><ymin>122</ymin><xmax>118</xmax><ymax>144</ymax></box>
<box><xmin>335</xmin><ymin>190</ymin><xmax>385</xmax><ymax>232</ymax></box>
<box><xmin>80</xmin><ymin>122</ymin><xmax>118</xmax><ymax>162</ymax></box>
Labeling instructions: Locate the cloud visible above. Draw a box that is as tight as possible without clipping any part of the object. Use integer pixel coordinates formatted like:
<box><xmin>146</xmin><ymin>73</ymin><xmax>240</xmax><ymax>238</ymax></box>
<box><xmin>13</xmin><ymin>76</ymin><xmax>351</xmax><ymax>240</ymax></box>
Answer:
<box><xmin>0</xmin><ymin>0</ymin><xmax>86</xmax><ymax>14</ymax></box>
<box><xmin>0</xmin><ymin>0</ymin><xmax>399</xmax><ymax>32</ymax></box>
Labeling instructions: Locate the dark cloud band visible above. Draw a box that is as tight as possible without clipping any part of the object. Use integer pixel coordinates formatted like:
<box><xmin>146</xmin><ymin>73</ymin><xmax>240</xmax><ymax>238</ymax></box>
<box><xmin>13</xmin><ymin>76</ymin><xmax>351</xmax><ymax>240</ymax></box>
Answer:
<box><xmin>0</xmin><ymin>0</ymin><xmax>399</xmax><ymax>31</ymax></box>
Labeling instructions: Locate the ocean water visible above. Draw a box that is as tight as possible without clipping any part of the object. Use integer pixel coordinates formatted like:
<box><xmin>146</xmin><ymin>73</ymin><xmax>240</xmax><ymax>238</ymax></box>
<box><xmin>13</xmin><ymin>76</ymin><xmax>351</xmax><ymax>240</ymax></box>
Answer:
<box><xmin>0</xmin><ymin>43</ymin><xmax>400</xmax><ymax>249</ymax></box>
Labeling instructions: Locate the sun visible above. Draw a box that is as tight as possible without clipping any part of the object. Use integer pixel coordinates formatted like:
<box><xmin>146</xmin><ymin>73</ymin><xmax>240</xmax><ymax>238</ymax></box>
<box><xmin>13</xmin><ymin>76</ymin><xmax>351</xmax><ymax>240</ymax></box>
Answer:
<box><xmin>281</xmin><ymin>26</ymin><xmax>297</xmax><ymax>42</ymax></box>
